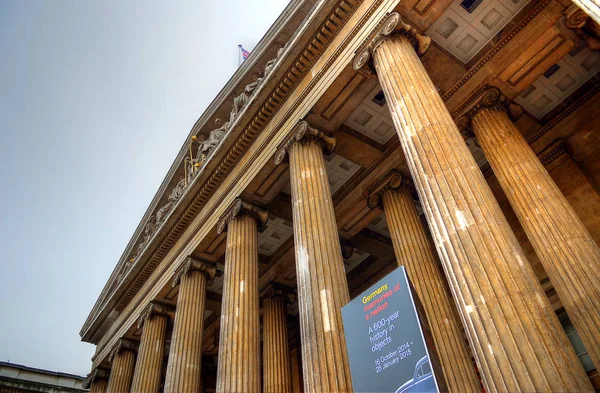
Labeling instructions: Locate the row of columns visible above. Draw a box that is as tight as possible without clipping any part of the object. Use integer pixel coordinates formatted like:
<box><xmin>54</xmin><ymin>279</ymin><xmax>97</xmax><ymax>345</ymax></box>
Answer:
<box><xmin>87</xmin><ymin>11</ymin><xmax>600</xmax><ymax>393</ymax></box>
<box><xmin>87</xmin><ymin>252</ymin><xmax>297</xmax><ymax>393</ymax></box>
<box><xmin>353</xmin><ymin>12</ymin><xmax>598</xmax><ymax>392</ymax></box>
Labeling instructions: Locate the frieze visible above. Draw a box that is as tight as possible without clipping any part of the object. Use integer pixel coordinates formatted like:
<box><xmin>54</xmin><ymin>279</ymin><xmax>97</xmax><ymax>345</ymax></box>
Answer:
<box><xmin>126</xmin><ymin>42</ymin><xmax>291</xmax><ymax>266</ymax></box>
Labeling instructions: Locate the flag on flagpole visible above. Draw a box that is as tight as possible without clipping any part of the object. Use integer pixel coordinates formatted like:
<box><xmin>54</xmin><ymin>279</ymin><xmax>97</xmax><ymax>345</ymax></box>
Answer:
<box><xmin>238</xmin><ymin>45</ymin><xmax>251</xmax><ymax>65</ymax></box>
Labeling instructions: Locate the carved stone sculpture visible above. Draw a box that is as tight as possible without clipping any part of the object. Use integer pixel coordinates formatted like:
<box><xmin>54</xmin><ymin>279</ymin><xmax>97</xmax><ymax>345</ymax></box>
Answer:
<box><xmin>201</xmin><ymin>119</ymin><xmax>229</xmax><ymax>156</ymax></box>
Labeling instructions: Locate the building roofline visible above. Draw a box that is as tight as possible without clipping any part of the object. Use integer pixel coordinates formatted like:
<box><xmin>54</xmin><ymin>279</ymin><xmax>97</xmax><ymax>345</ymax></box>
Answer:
<box><xmin>0</xmin><ymin>362</ymin><xmax>86</xmax><ymax>380</ymax></box>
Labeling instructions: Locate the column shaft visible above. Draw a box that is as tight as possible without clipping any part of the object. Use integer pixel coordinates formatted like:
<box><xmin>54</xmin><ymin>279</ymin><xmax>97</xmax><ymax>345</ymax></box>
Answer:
<box><xmin>164</xmin><ymin>270</ymin><xmax>209</xmax><ymax>393</ymax></box>
<box><xmin>372</xmin><ymin>32</ymin><xmax>592</xmax><ymax>392</ymax></box>
<box><xmin>89</xmin><ymin>379</ymin><xmax>108</xmax><ymax>393</ymax></box>
<box><xmin>106</xmin><ymin>351</ymin><xmax>135</xmax><ymax>393</ymax></box>
<box><xmin>216</xmin><ymin>215</ymin><xmax>261</xmax><ymax>393</ymax></box>
<box><xmin>473</xmin><ymin>107</ymin><xmax>600</xmax><ymax>369</ymax></box>
<box><xmin>382</xmin><ymin>188</ymin><xmax>481</xmax><ymax>393</ymax></box>
<box><xmin>290</xmin><ymin>347</ymin><xmax>303</xmax><ymax>393</ymax></box>
<box><xmin>263</xmin><ymin>296</ymin><xmax>292</xmax><ymax>393</ymax></box>
<box><xmin>288</xmin><ymin>138</ymin><xmax>352</xmax><ymax>393</ymax></box>
<box><xmin>130</xmin><ymin>315</ymin><xmax>167</xmax><ymax>393</ymax></box>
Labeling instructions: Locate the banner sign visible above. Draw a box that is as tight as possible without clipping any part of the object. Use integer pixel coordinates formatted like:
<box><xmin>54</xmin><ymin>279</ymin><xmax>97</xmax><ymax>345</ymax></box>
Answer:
<box><xmin>342</xmin><ymin>266</ymin><xmax>445</xmax><ymax>393</ymax></box>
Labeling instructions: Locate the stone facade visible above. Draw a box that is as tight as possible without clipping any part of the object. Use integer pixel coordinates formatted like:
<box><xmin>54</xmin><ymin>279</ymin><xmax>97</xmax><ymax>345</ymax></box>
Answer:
<box><xmin>81</xmin><ymin>0</ymin><xmax>600</xmax><ymax>391</ymax></box>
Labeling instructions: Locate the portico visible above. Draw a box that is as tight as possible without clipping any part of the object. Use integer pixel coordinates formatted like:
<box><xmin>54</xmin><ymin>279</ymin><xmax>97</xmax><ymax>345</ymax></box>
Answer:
<box><xmin>82</xmin><ymin>0</ymin><xmax>600</xmax><ymax>391</ymax></box>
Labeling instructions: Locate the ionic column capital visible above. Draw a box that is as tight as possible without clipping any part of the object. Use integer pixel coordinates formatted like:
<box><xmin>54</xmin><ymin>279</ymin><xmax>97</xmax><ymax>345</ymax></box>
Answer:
<box><xmin>82</xmin><ymin>368</ymin><xmax>110</xmax><ymax>389</ymax></box>
<box><xmin>260</xmin><ymin>281</ymin><xmax>296</xmax><ymax>304</ymax></box>
<box><xmin>565</xmin><ymin>4</ymin><xmax>600</xmax><ymax>51</ymax></box>
<box><xmin>353</xmin><ymin>12</ymin><xmax>430</xmax><ymax>71</ymax></box>
<box><xmin>366</xmin><ymin>169</ymin><xmax>414</xmax><ymax>209</ymax></box>
<box><xmin>137</xmin><ymin>301</ymin><xmax>174</xmax><ymax>329</ymax></box>
<box><xmin>108</xmin><ymin>338</ymin><xmax>139</xmax><ymax>362</ymax></box>
<box><xmin>274</xmin><ymin>120</ymin><xmax>336</xmax><ymax>165</ymax></box>
<box><xmin>172</xmin><ymin>256</ymin><xmax>217</xmax><ymax>287</ymax></box>
<box><xmin>217</xmin><ymin>198</ymin><xmax>268</xmax><ymax>234</ymax></box>
<box><xmin>453</xmin><ymin>85</ymin><xmax>522</xmax><ymax>135</ymax></box>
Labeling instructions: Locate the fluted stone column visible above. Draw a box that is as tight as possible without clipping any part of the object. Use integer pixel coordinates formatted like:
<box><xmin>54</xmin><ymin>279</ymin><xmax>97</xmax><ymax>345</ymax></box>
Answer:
<box><xmin>262</xmin><ymin>282</ymin><xmax>294</xmax><ymax>393</ymax></box>
<box><xmin>290</xmin><ymin>346</ymin><xmax>303</xmax><ymax>393</ymax></box>
<box><xmin>367</xmin><ymin>170</ymin><xmax>481</xmax><ymax>393</ymax></box>
<box><xmin>354</xmin><ymin>13</ymin><xmax>593</xmax><ymax>392</ymax></box>
<box><xmin>90</xmin><ymin>379</ymin><xmax>108</xmax><ymax>393</ymax></box>
<box><xmin>215</xmin><ymin>198</ymin><xmax>268</xmax><ymax>393</ymax></box>
<box><xmin>130</xmin><ymin>302</ymin><xmax>170</xmax><ymax>393</ymax></box>
<box><xmin>165</xmin><ymin>257</ymin><xmax>217</xmax><ymax>393</ymax></box>
<box><xmin>275</xmin><ymin>121</ymin><xmax>352</xmax><ymax>393</ymax></box>
<box><xmin>463</xmin><ymin>87</ymin><xmax>600</xmax><ymax>370</ymax></box>
<box><xmin>106</xmin><ymin>339</ymin><xmax>137</xmax><ymax>393</ymax></box>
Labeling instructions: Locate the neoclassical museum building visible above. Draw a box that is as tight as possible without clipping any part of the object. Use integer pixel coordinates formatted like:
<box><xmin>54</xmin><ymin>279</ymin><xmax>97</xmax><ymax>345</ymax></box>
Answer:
<box><xmin>80</xmin><ymin>0</ymin><xmax>600</xmax><ymax>392</ymax></box>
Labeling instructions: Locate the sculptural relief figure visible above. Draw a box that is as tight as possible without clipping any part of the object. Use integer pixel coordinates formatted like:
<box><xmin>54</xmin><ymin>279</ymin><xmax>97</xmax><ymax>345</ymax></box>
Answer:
<box><xmin>201</xmin><ymin>119</ymin><xmax>229</xmax><ymax>156</ymax></box>
<box><xmin>230</xmin><ymin>77</ymin><xmax>262</xmax><ymax>123</ymax></box>
<box><xmin>117</xmin><ymin>261</ymin><xmax>132</xmax><ymax>283</ymax></box>
<box><xmin>264</xmin><ymin>44</ymin><xmax>286</xmax><ymax>76</ymax></box>
<box><xmin>155</xmin><ymin>177</ymin><xmax>187</xmax><ymax>224</ymax></box>
<box><xmin>136</xmin><ymin>215</ymin><xmax>157</xmax><ymax>255</ymax></box>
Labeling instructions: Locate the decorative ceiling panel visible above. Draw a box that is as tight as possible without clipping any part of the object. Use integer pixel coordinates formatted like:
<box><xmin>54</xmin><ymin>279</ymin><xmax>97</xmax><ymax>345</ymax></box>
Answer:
<box><xmin>427</xmin><ymin>0</ymin><xmax>531</xmax><ymax>63</ymax></box>
<box><xmin>257</xmin><ymin>216</ymin><xmax>294</xmax><ymax>256</ymax></box>
<box><xmin>344</xmin><ymin>85</ymin><xmax>397</xmax><ymax>144</ymax></box>
<box><xmin>283</xmin><ymin>152</ymin><xmax>361</xmax><ymax>195</ymax></box>
<box><xmin>367</xmin><ymin>213</ymin><xmax>391</xmax><ymax>238</ymax></box>
<box><xmin>324</xmin><ymin>154</ymin><xmax>362</xmax><ymax>194</ymax></box>
<box><xmin>515</xmin><ymin>46</ymin><xmax>600</xmax><ymax>118</ymax></box>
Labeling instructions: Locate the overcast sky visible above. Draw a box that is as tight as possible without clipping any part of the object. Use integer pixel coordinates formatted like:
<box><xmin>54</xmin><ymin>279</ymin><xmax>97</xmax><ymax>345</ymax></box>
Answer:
<box><xmin>0</xmin><ymin>0</ymin><xmax>289</xmax><ymax>376</ymax></box>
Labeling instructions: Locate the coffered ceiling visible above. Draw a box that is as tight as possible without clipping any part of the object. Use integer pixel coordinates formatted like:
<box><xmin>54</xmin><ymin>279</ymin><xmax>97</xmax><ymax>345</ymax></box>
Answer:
<box><xmin>515</xmin><ymin>45</ymin><xmax>600</xmax><ymax>118</ymax></box>
<box><xmin>427</xmin><ymin>0</ymin><xmax>531</xmax><ymax>63</ymax></box>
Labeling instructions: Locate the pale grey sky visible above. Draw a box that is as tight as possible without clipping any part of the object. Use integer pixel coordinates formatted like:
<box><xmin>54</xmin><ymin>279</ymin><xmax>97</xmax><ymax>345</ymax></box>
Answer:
<box><xmin>0</xmin><ymin>0</ymin><xmax>289</xmax><ymax>376</ymax></box>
